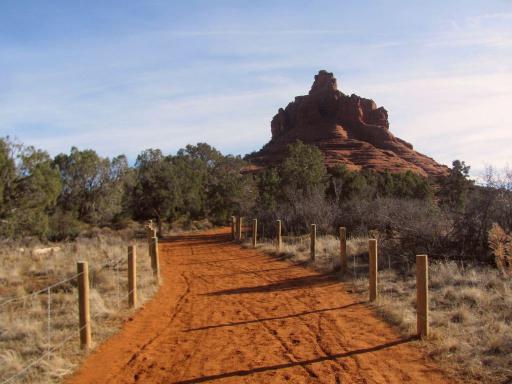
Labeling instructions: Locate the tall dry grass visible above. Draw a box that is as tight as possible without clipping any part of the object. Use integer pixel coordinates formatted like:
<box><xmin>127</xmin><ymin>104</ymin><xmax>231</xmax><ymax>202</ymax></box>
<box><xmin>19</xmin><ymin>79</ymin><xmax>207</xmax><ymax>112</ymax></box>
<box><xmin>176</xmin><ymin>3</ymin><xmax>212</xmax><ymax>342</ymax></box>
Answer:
<box><xmin>247</xmin><ymin>234</ymin><xmax>512</xmax><ymax>383</ymax></box>
<box><xmin>0</xmin><ymin>229</ymin><xmax>158</xmax><ymax>384</ymax></box>
<box><xmin>489</xmin><ymin>223</ymin><xmax>512</xmax><ymax>276</ymax></box>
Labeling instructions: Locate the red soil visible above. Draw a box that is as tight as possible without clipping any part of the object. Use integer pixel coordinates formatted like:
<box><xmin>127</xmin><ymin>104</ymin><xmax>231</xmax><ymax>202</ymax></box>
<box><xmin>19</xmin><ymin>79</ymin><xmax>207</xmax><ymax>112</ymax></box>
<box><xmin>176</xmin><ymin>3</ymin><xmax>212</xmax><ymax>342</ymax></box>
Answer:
<box><xmin>65</xmin><ymin>228</ymin><xmax>456</xmax><ymax>384</ymax></box>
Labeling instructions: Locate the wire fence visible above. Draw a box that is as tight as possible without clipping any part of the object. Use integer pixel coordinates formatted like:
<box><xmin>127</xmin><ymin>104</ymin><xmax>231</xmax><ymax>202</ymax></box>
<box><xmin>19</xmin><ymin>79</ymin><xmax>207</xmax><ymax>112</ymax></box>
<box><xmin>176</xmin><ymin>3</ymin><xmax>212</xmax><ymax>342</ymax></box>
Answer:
<box><xmin>0</xmin><ymin>234</ymin><xmax>158</xmax><ymax>384</ymax></box>
<box><xmin>3</xmin><ymin>219</ymin><xmax>429</xmax><ymax>383</ymax></box>
<box><xmin>1</xmin><ymin>323</ymin><xmax>89</xmax><ymax>384</ymax></box>
<box><xmin>0</xmin><ymin>272</ymin><xmax>82</xmax><ymax>384</ymax></box>
<box><xmin>233</xmin><ymin>216</ymin><xmax>430</xmax><ymax>338</ymax></box>
<box><xmin>0</xmin><ymin>274</ymin><xmax>83</xmax><ymax>308</ymax></box>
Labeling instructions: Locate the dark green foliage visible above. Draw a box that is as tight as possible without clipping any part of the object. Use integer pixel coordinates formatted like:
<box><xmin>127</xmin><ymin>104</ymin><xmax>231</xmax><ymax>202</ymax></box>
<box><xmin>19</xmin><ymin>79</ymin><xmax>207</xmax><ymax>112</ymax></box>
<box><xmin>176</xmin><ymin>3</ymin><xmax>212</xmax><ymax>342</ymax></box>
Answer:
<box><xmin>256</xmin><ymin>167</ymin><xmax>281</xmax><ymax>211</ymax></box>
<box><xmin>280</xmin><ymin>140</ymin><xmax>327</xmax><ymax>193</ymax></box>
<box><xmin>0</xmin><ymin>139</ymin><xmax>18</xmax><ymax>228</ymax></box>
<box><xmin>439</xmin><ymin>160</ymin><xmax>473</xmax><ymax>210</ymax></box>
<box><xmin>53</xmin><ymin>147</ymin><xmax>130</xmax><ymax>225</ymax></box>
<box><xmin>204</xmin><ymin>154</ymin><xmax>256</xmax><ymax>223</ymax></box>
<box><xmin>132</xmin><ymin>149</ymin><xmax>180</xmax><ymax>230</ymax></box>
<box><xmin>1</xmin><ymin>134</ymin><xmax>508</xmax><ymax>268</ymax></box>
<box><xmin>173</xmin><ymin>145</ymin><xmax>211</xmax><ymax>218</ymax></box>
<box><xmin>130</xmin><ymin>143</ymin><xmax>255</xmax><ymax>229</ymax></box>
<box><xmin>48</xmin><ymin>208</ymin><xmax>83</xmax><ymax>241</ymax></box>
<box><xmin>15</xmin><ymin>147</ymin><xmax>62</xmax><ymax>237</ymax></box>
<box><xmin>327</xmin><ymin>165</ymin><xmax>433</xmax><ymax>202</ymax></box>
<box><xmin>0</xmin><ymin>138</ymin><xmax>62</xmax><ymax>238</ymax></box>
<box><xmin>328</xmin><ymin>165</ymin><xmax>370</xmax><ymax>201</ymax></box>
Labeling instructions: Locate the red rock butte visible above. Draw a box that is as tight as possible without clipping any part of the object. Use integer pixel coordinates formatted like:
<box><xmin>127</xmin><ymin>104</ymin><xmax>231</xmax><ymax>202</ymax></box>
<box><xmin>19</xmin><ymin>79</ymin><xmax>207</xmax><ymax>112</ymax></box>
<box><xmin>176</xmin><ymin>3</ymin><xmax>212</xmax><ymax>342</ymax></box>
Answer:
<box><xmin>247</xmin><ymin>70</ymin><xmax>449</xmax><ymax>177</ymax></box>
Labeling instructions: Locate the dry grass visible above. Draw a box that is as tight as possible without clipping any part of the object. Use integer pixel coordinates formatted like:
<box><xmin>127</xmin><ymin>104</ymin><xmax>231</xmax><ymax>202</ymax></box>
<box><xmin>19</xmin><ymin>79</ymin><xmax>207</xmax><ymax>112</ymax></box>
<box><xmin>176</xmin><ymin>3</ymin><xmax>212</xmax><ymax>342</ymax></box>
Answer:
<box><xmin>248</xmin><ymin>234</ymin><xmax>512</xmax><ymax>384</ymax></box>
<box><xmin>364</xmin><ymin>263</ymin><xmax>512</xmax><ymax>383</ymax></box>
<box><xmin>0</xmin><ymin>229</ymin><xmax>158</xmax><ymax>383</ymax></box>
<box><xmin>489</xmin><ymin>223</ymin><xmax>512</xmax><ymax>276</ymax></box>
<box><xmin>167</xmin><ymin>218</ymin><xmax>214</xmax><ymax>235</ymax></box>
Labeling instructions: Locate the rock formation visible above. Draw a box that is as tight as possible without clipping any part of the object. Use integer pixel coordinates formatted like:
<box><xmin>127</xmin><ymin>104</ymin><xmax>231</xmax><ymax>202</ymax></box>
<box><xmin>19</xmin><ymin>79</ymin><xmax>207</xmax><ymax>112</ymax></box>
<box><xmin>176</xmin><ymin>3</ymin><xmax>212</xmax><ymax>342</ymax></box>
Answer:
<box><xmin>248</xmin><ymin>70</ymin><xmax>449</xmax><ymax>177</ymax></box>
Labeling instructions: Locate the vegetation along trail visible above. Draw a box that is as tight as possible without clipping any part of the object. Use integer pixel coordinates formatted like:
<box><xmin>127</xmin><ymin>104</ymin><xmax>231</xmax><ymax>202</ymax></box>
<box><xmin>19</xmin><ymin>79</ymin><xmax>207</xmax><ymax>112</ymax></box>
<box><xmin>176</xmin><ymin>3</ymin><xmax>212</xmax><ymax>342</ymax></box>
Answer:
<box><xmin>66</xmin><ymin>228</ymin><xmax>455</xmax><ymax>384</ymax></box>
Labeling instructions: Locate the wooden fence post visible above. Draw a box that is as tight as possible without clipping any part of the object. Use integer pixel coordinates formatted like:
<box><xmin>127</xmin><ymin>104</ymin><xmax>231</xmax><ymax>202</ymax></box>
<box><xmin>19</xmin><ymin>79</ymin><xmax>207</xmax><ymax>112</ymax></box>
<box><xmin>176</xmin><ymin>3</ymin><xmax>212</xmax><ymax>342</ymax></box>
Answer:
<box><xmin>369</xmin><ymin>239</ymin><xmax>378</xmax><ymax>301</ymax></box>
<box><xmin>276</xmin><ymin>220</ymin><xmax>282</xmax><ymax>251</ymax></box>
<box><xmin>128</xmin><ymin>245</ymin><xmax>137</xmax><ymax>308</ymax></box>
<box><xmin>147</xmin><ymin>227</ymin><xmax>155</xmax><ymax>265</ymax></box>
<box><xmin>146</xmin><ymin>227</ymin><xmax>156</xmax><ymax>254</ymax></box>
<box><xmin>310</xmin><ymin>224</ymin><xmax>316</xmax><ymax>260</ymax></box>
<box><xmin>231</xmin><ymin>216</ymin><xmax>236</xmax><ymax>240</ymax></box>
<box><xmin>416</xmin><ymin>254</ymin><xmax>429</xmax><ymax>338</ymax></box>
<box><xmin>237</xmin><ymin>216</ymin><xmax>243</xmax><ymax>241</ymax></box>
<box><xmin>77</xmin><ymin>261</ymin><xmax>91</xmax><ymax>349</ymax></box>
<box><xmin>252</xmin><ymin>219</ymin><xmax>258</xmax><ymax>247</ymax></box>
<box><xmin>151</xmin><ymin>236</ymin><xmax>161</xmax><ymax>284</ymax></box>
<box><xmin>339</xmin><ymin>227</ymin><xmax>347</xmax><ymax>274</ymax></box>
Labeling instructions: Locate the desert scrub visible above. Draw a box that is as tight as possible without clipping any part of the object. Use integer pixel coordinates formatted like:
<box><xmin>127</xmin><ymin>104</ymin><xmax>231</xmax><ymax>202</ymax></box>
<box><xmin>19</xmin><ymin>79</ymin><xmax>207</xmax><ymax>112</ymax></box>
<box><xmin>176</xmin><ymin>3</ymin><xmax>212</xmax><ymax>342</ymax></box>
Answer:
<box><xmin>0</xmin><ymin>231</ymin><xmax>158</xmax><ymax>383</ymax></box>
<box><xmin>250</xmin><ymin>235</ymin><xmax>512</xmax><ymax>384</ymax></box>
<box><xmin>356</xmin><ymin>262</ymin><xmax>512</xmax><ymax>383</ymax></box>
<box><xmin>489</xmin><ymin>223</ymin><xmax>512</xmax><ymax>276</ymax></box>
<box><xmin>244</xmin><ymin>232</ymin><xmax>368</xmax><ymax>273</ymax></box>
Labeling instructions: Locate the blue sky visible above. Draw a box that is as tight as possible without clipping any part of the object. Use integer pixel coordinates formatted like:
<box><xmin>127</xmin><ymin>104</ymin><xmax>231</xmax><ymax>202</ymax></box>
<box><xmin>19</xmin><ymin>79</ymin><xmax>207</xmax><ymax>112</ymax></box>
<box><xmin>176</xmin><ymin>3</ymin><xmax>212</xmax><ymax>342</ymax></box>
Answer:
<box><xmin>1</xmin><ymin>1</ymin><xmax>511</xmax><ymax>174</ymax></box>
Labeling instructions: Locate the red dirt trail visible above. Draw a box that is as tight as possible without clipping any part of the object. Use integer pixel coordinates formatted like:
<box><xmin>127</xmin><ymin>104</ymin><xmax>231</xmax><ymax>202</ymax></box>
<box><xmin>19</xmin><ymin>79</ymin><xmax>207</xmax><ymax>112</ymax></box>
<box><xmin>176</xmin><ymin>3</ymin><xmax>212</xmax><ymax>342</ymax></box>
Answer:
<box><xmin>66</xmin><ymin>228</ymin><xmax>455</xmax><ymax>384</ymax></box>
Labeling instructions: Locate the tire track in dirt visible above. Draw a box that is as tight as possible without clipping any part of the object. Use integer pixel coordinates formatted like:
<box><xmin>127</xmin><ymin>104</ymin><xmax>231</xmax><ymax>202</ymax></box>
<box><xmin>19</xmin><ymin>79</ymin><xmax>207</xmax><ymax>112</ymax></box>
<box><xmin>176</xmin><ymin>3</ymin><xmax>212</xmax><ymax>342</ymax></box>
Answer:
<box><xmin>196</xmin><ymin>251</ymin><xmax>343</xmax><ymax>379</ymax></box>
<box><xmin>125</xmin><ymin>270</ymin><xmax>192</xmax><ymax>370</ymax></box>
<box><xmin>200</xmin><ymin>245</ymin><xmax>420</xmax><ymax>383</ymax></box>
<box><xmin>128</xmin><ymin>271</ymin><xmax>195</xmax><ymax>382</ymax></box>
<box><xmin>196</xmin><ymin>250</ymin><xmax>363</xmax><ymax>380</ymax></box>
<box><xmin>65</xmin><ymin>228</ymin><xmax>457</xmax><ymax>384</ymax></box>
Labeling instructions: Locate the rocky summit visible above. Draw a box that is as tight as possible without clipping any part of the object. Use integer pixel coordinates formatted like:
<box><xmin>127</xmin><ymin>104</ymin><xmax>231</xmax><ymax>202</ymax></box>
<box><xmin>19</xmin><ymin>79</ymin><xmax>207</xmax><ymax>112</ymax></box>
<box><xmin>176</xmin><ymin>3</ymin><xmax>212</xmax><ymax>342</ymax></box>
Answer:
<box><xmin>248</xmin><ymin>70</ymin><xmax>449</xmax><ymax>177</ymax></box>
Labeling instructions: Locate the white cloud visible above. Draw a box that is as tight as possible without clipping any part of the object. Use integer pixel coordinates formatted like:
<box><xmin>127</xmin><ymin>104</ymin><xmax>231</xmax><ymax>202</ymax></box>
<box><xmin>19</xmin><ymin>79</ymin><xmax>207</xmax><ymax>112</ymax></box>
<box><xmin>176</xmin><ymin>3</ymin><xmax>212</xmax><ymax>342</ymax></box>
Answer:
<box><xmin>1</xmin><ymin>3</ymin><xmax>511</xmax><ymax>175</ymax></box>
<box><xmin>355</xmin><ymin>71</ymin><xmax>512</xmax><ymax>170</ymax></box>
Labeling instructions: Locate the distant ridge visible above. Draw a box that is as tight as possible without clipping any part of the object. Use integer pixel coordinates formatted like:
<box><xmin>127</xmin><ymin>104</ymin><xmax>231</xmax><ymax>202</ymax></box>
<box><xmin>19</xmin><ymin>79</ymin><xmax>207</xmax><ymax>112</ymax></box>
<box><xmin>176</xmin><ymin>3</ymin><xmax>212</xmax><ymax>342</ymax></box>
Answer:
<box><xmin>247</xmin><ymin>70</ymin><xmax>449</xmax><ymax>177</ymax></box>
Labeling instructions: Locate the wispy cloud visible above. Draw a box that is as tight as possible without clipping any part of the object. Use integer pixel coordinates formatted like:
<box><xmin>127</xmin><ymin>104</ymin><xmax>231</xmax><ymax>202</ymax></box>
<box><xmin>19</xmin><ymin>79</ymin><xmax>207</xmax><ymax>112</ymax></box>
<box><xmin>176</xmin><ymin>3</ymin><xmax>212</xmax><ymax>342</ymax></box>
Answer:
<box><xmin>0</xmin><ymin>1</ymin><xmax>511</xmax><ymax>174</ymax></box>
<box><xmin>467</xmin><ymin>12</ymin><xmax>512</xmax><ymax>25</ymax></box>
<box><xmin>358</xmin><ymin>72</ymin><xmax>512</xmax><ymax>169</ymax></box>
<box><xmin>162</xmin><ymin>29</ymin><xmax>352</xmax><ymax>37</ymax></box>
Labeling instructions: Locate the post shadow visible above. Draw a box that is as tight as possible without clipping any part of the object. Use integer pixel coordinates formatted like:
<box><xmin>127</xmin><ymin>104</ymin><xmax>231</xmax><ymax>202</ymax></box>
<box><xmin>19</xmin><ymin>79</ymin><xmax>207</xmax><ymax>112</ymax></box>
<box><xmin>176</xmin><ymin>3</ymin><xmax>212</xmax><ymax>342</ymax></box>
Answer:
<box><xmin>172</xmin><ymin>336</ymin><xmax>417</xmax><ymax>384</ymax></box>
<box><xmin>184</xmin><ymin>301</ymin><xmax>365</xmax><ymax>332</ymax></box>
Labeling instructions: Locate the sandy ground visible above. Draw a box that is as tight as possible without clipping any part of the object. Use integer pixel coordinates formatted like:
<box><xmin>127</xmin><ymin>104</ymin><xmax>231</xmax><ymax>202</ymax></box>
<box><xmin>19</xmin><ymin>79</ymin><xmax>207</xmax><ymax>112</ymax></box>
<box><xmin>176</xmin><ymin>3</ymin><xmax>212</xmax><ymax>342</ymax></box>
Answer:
<box><xmin>65</xmin><ymin>228</ymin><xmax>456</xmax><ymax>384</ymax></box>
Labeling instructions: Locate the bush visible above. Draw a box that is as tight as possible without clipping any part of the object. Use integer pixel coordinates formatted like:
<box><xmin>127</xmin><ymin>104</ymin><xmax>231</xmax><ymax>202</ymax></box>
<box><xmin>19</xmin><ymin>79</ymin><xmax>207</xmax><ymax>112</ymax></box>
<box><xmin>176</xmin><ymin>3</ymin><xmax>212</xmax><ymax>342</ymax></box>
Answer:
<box><xmin>488</xmin><ymin>223</ymin><xmax>512</xmax><ymax>276</ymax></box>
<box><xmin>48</xmin><ymin>210</ymin><xmax>83</xmax><ymax>241</ymax></box>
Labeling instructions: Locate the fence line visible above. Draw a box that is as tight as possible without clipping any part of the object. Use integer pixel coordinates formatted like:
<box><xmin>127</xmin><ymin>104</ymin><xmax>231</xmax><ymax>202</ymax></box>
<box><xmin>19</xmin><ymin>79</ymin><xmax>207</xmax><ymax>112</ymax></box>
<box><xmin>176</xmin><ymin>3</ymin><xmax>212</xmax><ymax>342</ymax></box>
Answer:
<box><xmin>3</xmin><ymin>217</ymin><xmax>429</xmax><ymax>383</ymax></box>
<box><xmin>0</xmin><ymin>272</ymin><xmax>83</xmax><ymax>308</ymax></box>
<box><xmin>1</xmin><ymin>323</ymin><xmax>89</xmax><ymax>384</ymax></box>
<box><xmin>1</xmin><ymin>222</ymin><xmax>160</xmax><ymax>383</ymax></box>
<box><xmin>232</xmin><ymin>216</ymin><xmax>430</xmax><ymax>338</ymax></box>
<box><xmin>1</xmin><ymin>252</ymin><xmax>137</xmax><ymax>309</ymax></box>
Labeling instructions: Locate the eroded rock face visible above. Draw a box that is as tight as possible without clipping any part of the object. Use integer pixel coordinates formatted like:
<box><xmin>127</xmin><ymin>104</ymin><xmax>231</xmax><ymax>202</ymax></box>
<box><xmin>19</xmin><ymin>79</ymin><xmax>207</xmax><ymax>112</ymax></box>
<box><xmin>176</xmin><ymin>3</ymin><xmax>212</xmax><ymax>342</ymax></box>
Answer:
<box><xmin>250</xmin><ymin>70</ymin><xmax>448</xmax><ymax>177</ymax></box>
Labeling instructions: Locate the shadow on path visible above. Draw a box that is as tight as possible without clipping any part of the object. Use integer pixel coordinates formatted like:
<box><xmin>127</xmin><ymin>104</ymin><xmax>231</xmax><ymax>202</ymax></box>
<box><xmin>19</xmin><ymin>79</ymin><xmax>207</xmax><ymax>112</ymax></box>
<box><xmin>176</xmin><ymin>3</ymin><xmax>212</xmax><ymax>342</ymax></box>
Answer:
<box><xmin>203</xmin><ymin>262</ymin><xmax>309</xmax><ymax>277</ymax></box>
<box><xmin>160</xmin><ymin>232</ymin><xmax>231</xmax><ymax>245</ymax></box>
<box><xmin>204</xmin><ymin>273</ymin><xmax>339</xmax><ymax>296</ymax></box>
<box><xmin>179</xmin><ymin>253</ymin><xmax>278</xmax><ymax>266</ymax></box>
<box><xmin>172</xmin><ymin>336</ymin><xmax>417</xmax><ymax>384</ymax></box>
<box><xmin>184</xmin><ymin>301</ymin><xmax>365</xmax><ymax>331</ymax></box>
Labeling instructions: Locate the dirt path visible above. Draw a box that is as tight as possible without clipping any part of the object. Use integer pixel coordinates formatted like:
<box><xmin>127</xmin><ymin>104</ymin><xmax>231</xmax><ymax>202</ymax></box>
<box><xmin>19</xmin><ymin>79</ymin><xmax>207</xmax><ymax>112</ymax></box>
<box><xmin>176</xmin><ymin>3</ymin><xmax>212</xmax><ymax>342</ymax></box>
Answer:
<box><xmin>66</xmin><ymin>228</ymin><xmax>455</xmax><ymax>384</ymax></box>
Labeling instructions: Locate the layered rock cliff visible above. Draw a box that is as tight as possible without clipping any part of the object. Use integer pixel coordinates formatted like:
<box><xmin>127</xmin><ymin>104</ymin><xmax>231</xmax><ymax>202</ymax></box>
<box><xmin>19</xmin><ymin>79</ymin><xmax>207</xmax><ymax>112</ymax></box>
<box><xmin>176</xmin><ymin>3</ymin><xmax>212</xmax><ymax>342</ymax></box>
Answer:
<box><xmin>248</xmin><ymin>70</ymin><xmax>449</xmax><ymax>177</ymax></box>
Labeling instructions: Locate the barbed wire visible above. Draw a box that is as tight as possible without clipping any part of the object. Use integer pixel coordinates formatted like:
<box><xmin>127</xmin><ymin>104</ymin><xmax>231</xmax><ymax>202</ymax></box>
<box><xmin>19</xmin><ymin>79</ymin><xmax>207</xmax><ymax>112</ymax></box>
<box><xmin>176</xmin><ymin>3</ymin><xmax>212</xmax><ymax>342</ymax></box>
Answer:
<box><xmin>1</xmin><ymin>324</ymin><xmax>88</xmax><ymax>384</ymax></box>
<box><xmin>0</xmin><ymin>241</ymin><xmax>149</xmax><ymax>384</ymax></box>
<box><xmin>1</xmin><ymin>273</ymin><xmax>140</xmax><ymax>383</ymax></box>
<box><xmin>0</xmin><ymin>272</ymin><xmax>83</xmax><ymax>308</ymax></box>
